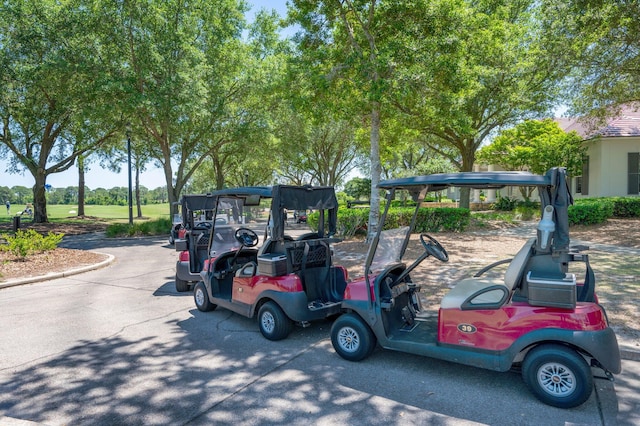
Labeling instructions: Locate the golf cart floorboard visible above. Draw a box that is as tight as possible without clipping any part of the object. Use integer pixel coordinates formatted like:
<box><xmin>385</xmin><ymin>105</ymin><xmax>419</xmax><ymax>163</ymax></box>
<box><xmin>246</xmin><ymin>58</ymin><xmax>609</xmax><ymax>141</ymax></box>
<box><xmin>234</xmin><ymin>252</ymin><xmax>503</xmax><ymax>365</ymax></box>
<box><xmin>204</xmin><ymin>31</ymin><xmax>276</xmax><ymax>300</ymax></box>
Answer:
<box><xmin>307</xmin><ymin>300</ymin><xmax>341</xmax><ymax>311</ymax></box>
<box><xmin>387</xmin><ymin>315</ymin><xmax>438</xmax><ymax>343</ymax></box>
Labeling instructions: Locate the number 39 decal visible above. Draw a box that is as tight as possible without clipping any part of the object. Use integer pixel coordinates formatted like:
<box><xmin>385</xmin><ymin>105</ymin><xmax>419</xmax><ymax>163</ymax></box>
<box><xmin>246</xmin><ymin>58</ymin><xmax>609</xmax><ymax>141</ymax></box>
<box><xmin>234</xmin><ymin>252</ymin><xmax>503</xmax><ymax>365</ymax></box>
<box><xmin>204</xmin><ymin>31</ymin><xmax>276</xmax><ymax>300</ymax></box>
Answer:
<box><xmin>457</xmin><ymin>323</ymin><xmax>477</xmax><ymax>334</ymax></box>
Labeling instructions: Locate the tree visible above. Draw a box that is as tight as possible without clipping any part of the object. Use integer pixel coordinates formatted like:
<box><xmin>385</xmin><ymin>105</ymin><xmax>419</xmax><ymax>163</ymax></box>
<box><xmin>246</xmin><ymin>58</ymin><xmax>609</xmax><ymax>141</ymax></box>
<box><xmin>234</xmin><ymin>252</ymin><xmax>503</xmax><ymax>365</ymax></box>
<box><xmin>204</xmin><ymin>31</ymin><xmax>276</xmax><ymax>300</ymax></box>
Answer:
<box><xmin>288</xmin><ymin>0</ymin><xmax>399</xmax><ymax>238</ymax></box>
<box><xmin>541</xmin><ymin>0</ymin><xmax>640</xmax><ymax>118</ymax></box>
<box><xmin>274</xmin><ymin>114</ymin><xmax>364</xmax><ymax>186</ymax></box>
<box><xmin>96</xmin><ymin>2</ymin><xmax>285</xmax><ymax>215</ymax></box>
<box><xmin>344</xmin><ymin>177</ymin><xmax>371</xmax><ymax>200</ymax></box>
<box><xmin>392</xmin><ymin>0</ymin><xmax>570</xmax><ymax>208</ymax></box>
<box><xmin>477</xmin><ymin>119</ymin><xmax>586</xmax><ymax>199</ymax></box>
<box><xmin>0</xmin><ymin>0</ymin><xmax>121</xmax><ymax>222</ymax></box>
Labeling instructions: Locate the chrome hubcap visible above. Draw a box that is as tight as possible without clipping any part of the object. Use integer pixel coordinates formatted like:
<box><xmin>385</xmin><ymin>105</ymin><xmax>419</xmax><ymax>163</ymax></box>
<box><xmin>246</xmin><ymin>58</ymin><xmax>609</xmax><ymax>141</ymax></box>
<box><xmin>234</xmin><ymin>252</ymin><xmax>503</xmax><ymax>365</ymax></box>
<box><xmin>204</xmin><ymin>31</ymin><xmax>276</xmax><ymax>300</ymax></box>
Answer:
<box><xmin>195</xmin><ymin>288</ymin><xmax>205</xmax><ymax>306</ymax></box>
<box><xmin>261</xmin><ymin>311</ymin><xmax>275</xmax><ymax>333</ymax></box>
<box><xmin>338</xmin><ymin>327</ymin><xmax>359</xmax><ymax>352</ymax></box>
<box><xmin>537</xmin><ymin>362</ymin><xmax>576</xmax><ymax>397</ymax></box>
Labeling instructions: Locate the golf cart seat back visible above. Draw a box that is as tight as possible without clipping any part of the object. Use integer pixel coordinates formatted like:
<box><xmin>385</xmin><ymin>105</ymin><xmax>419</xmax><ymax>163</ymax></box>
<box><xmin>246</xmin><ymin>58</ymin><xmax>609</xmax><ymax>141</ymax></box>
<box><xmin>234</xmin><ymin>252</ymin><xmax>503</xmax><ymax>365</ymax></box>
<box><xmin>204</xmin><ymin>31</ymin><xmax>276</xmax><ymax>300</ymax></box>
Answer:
<box><xmin>189</xmin><ymin>231</ymin><xmax>211</xmax><ymax>273</ymax></box>
<box><xmin>285</xmin><ymin>239</ymin><xmax>336</xmax><ymax>303</ymax></box>
<box><xmin>441</xmin><ymin>238</ymin><xmax>536</xmax><ymax>310</ymax></box>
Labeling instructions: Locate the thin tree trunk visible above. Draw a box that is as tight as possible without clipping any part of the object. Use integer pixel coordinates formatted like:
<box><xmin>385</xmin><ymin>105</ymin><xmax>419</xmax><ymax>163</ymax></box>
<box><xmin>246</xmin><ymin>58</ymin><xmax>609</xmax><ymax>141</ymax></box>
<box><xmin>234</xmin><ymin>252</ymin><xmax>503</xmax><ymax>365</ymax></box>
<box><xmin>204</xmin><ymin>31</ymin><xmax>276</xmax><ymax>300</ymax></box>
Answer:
<box><xmin>136</xmin><ymin>163</ymin><xmax>142</xmax><ymax>218</ymax></box>
<box><xmin>77</xmin><ymin>156</ymin><xmax>86</xmax><ymax>216</ymax></box>
<box><xmin>367</xmin><ymin>103</ymin><xmax>382</xmax><ymax>242</ymax></box>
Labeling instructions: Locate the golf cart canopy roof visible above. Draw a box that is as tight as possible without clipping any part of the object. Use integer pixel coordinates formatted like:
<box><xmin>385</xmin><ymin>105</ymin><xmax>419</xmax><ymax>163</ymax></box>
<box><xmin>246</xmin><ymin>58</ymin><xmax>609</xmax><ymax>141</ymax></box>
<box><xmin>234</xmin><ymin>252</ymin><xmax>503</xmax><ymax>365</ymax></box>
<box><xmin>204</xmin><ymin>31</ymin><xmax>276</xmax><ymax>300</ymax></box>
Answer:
<box><xmin>379</xmin><ymin>170</ymin><xmax>554</xmax><ymax>192</ymax></box>
<box><xmin>209</xmin><ymin>185</ymin><xmax>339</xmax><ymax>241</ymax></box>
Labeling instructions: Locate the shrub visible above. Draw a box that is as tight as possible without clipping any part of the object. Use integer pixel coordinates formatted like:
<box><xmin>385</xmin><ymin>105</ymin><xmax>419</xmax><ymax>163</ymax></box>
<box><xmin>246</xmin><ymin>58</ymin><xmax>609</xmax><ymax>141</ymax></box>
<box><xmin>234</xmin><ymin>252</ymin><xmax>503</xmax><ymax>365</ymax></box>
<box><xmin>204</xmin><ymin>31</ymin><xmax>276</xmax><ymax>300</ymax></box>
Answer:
<box><xmin>492</xmin><ymin>196</ymin><xmax>518</xmax><ymax>211</ymax></box>
<box><xmin>0</xmin><ymin>229</ymin><xmax>64</xmax><ymax>259</ymax></box>
<box><xmin>413</xmin><ymin>207</ymin><xmax>470</xmax><ymax>232</ymax></box>
<box><xmin>611</xmin><ymin>197</ymin><xmax>640</xmax><ymax>217</ymax></box>
<box><xmin>334</xmin><ymin>208</ymin><xmax>369</xmax><ymax>238</ymax></box>
<box><xmin>105</xmin><ymin>218</ymin><xmax>172</xmax><ymax>237</ymax></box>
<box><xmin>568</xmin><ymin>199</ymin><xmax>614</xmax><ymax>225</ymax></box>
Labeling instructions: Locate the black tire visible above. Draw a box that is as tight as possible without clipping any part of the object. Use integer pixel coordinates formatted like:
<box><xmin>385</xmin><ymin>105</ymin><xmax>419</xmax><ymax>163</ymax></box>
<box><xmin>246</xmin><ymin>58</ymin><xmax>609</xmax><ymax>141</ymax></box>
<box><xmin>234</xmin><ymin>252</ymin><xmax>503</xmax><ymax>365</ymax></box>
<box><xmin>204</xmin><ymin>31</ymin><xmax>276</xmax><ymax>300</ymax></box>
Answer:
<box><xmin>330</xmin><ymin>313</ymin><xmax>377</xmax><ymax>361</ymax></box>
<box><xmin>169</xmin><ymin>234</ymin><xmax>175</xmax><ymax>245</ymax></box>
<box><xmin>194</xmin><ymin>281</ymin><xmax>216</xmax><ymax>312</ymax></box>
<box><xmin>257</xmin><ymin>301</ymin><xmax>293</xmax><ymax>341</ymax></box>
<box><xmin>175</xmin><ymin>275</ymin><xmax>191</xmax><ymax>292</ymax></box>
<box><xmin>522</xmin><ymin>344</ymin><xmax>593</xmax><ymax>408</ymax></box>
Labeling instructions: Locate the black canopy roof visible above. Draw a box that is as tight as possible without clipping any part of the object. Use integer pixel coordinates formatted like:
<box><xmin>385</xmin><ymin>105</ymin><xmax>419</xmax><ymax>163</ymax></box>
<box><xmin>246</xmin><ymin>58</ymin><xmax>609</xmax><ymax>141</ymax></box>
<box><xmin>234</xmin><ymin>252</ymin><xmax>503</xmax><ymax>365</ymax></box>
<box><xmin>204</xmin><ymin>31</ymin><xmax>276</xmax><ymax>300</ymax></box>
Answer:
<box><xmin>209</xmin><ymin>185</ymin><xmax>338</xmax><ymax>241</ymax></box>
<box><xmin>379</xmin><ymin>170</ymin><xmax>552</xmax><ymax>192</ymax></box>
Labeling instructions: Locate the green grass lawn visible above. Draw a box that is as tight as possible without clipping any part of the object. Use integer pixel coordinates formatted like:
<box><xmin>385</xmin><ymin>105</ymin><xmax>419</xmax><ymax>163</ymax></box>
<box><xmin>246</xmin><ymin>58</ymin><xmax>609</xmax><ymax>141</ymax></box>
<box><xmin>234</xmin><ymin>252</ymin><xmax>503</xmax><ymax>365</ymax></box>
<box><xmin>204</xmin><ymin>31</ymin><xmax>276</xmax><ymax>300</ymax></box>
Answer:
<box><xmin>0</xmin><ymin>203</ymin><xmax>171</xmax><ymax>224</ymax></box>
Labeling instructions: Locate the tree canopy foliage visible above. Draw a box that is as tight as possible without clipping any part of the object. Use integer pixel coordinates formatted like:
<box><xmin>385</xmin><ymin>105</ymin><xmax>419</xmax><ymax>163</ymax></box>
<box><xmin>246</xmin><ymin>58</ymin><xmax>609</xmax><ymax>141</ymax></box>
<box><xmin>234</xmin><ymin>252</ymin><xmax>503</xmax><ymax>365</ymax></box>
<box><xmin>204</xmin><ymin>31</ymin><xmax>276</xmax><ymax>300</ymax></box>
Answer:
<box><xmin>541</xmin><ymin>0</ymin><xmax>640</xmax><ymax>118</ymax></box>
<box><xmin>2</xmin><ymin>0</ymin><xmax>635</xmax><ymax>223</ymax></box>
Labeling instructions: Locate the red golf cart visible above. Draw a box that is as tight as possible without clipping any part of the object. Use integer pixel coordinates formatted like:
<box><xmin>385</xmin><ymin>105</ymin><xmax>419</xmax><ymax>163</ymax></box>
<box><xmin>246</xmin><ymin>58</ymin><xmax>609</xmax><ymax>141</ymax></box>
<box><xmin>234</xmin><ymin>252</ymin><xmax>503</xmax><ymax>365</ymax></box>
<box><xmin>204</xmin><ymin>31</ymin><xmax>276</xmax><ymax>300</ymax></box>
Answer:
<box><xmin>330</xmin><ymin>167</ymin><xmax>621</xmax><ymax>408</ymax></box>
<box><xmin>192</xmin><ymin>185</ymin><xmax>348</xmax><ymax>341</ymax></box>
<box><xmin>174</xmin><ymin>194</ymin><xmax>231</xmax><ymax>292</ymax></box>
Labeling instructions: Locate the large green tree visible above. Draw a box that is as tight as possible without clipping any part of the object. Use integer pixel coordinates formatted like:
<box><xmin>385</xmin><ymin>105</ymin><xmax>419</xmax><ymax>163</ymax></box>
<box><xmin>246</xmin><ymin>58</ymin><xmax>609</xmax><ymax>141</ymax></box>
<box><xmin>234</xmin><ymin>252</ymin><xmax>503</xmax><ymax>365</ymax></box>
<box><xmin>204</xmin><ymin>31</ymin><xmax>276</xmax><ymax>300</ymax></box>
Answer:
<box><xmin>105</xmin><ymin>0</ymin><xmax>253</xmax><ymax>215</ymax></box>
<box><xmin>0</xmin><ymin>0</ymin><xmax>121</xmax><ymax>222</ymax></box>
<box><xmin>288</xmin><ymin>0</ymin><xmax>400</xmax><ymax>238</ymax></box>
<box><xmin>477</xmin><ymin>119</ymin><xmax>586</xmax><ymax>199</ymax></box>
<box><xmin>541</xmin><ymin>0</ymin><xmax>640</xmax><ymax>117</ymax></box>
<box><xmin>392</xmin><ymin>0</ymin><xmax>570</xmax><ymax>208</ymax></box>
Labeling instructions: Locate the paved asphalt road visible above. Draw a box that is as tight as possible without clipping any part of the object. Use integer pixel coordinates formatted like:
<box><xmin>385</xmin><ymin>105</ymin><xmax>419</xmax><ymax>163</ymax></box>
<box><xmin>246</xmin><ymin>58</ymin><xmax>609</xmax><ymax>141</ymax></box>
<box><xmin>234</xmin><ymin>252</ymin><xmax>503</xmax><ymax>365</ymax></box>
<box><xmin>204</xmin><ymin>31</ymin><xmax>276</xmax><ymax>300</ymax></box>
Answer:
<box><xmin>0</xmin><ymin>234</ymin><xmax>638</xmax><ymax>425</ymax></box>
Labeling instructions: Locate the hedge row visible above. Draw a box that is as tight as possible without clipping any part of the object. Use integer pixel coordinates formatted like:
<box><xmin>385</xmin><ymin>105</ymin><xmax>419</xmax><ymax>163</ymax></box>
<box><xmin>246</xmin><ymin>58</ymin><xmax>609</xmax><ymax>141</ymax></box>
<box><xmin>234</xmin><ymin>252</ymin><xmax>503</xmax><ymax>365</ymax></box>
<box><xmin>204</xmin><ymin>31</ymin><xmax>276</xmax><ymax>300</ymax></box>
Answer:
<box><xmin>310</xmin><ymin>197</ymin><xmax>640</xmax><ymax>235</ymax></box>
<box><xmin>568</xmin><ymin>197</ymin><xmax>640</xmax><ymax>225</ymax></box>
<box><xmin>309</xmin><ymin>207</ymin><xmax>470</xmax><ymax>238</ymax></box>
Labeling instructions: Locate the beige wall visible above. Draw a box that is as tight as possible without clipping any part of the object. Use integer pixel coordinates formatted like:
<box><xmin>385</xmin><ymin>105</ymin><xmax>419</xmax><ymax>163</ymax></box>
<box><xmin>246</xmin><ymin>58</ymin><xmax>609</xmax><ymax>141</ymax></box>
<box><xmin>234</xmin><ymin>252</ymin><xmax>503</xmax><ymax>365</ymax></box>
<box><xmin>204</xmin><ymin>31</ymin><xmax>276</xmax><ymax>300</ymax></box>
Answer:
<box><xmin>575</xmin><ymin>136</ymin><xmax>640</xmax><ymax>198</ymax></box>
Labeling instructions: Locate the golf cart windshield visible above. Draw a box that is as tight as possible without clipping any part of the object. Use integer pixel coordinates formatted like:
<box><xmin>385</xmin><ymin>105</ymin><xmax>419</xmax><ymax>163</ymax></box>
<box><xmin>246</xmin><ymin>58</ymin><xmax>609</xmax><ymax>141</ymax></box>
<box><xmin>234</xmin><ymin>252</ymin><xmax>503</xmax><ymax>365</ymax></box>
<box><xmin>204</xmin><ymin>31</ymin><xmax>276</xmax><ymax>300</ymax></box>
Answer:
<box><xmin>208</xmin><ymin>197</ymin><xmax>250</xmax><ymax>256</ymax></box>
<box><xmin>370</xmin><ymin>226</ymin><xmax>410</xmax><ymax>273</ymax></box>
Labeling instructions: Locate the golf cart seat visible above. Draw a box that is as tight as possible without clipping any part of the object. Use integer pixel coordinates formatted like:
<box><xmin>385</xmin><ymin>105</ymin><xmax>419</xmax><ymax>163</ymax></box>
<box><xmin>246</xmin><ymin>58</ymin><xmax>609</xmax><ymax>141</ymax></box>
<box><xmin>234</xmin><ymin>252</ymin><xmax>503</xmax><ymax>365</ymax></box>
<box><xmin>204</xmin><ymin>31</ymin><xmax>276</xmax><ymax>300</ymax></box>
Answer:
<box><xmin>441</xmin><ymin>238</ymin><xmax>536</xmax><ymax>310</ymax></box>
<box><xmin>236</xmin><ymin>261</ymin><xmax>257</xmax><ymax>277</ymax></box>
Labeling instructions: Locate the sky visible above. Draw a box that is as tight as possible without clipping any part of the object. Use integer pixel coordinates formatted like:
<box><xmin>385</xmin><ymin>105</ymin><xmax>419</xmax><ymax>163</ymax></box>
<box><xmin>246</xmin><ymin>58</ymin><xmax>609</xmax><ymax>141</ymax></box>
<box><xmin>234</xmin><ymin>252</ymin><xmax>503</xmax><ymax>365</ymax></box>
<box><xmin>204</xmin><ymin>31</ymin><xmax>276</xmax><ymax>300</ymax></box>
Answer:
<box><xmin>1</xmin><ymin>0</ymin><xmax>290</xmax><ymax>191</ymax></box>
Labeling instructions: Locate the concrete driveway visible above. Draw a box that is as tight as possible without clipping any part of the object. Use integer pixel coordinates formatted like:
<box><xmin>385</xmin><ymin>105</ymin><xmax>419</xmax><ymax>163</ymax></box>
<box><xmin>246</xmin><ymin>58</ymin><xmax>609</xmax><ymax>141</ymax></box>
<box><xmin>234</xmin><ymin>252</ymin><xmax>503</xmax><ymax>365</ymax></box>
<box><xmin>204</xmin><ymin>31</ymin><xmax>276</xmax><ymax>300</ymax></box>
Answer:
<box><xmin>0</xmin><ymin>235</ymin><xmax>638</xmax><ymax>425</ymax></box>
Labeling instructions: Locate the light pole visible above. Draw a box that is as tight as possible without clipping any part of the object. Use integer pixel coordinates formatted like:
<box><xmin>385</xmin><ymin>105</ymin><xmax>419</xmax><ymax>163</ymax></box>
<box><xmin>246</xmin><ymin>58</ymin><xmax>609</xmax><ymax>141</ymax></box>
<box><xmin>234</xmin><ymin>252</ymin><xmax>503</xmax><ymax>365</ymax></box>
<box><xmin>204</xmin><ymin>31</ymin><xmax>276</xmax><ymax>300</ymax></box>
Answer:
<box><xmin>126</xmin><ymin>123</ymin><xmax>133</xmax><ymax>225</ymax></box>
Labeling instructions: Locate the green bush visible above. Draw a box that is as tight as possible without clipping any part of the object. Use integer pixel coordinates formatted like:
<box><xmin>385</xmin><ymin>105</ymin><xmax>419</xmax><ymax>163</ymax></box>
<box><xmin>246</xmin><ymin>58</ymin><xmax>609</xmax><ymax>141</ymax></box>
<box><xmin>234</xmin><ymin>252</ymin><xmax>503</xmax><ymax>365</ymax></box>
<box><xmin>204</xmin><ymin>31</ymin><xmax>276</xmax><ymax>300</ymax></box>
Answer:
<box><xmin>105</xmin><ymin>217</ymin><xmax>172</xmax><ymax>237</ymax></box>
<box><xmin>413</xmin><ymin>207</ymin><xmax>470</xmax><ymax>232</ymax></box>
<box><xmin>332</xmin><ymin>206</ymin><xmax>470</xmax><ymax>237</ymax></box>
<box><xmin>334</xmin><ymin>208</ymin><xmax>369</xmax><ymax>238</ymax></box>
<box><xmin>492</xmin><ymin>196</ymin><xmax>518</xmax><ymax>211</ymax></box>
<box><xmin>611</xmin><ymin>197</ymin><xmax>640</xmax><ymax>217</ymax></box>
<box><xmin>0</xmin><ymin>229</ymin><xmax>64</xmax><ymax>259</ymax></box>
<box><xmin>568</xmin><ymin>199</ymin><xmax>614</xmax><ymax>225</ymax></box>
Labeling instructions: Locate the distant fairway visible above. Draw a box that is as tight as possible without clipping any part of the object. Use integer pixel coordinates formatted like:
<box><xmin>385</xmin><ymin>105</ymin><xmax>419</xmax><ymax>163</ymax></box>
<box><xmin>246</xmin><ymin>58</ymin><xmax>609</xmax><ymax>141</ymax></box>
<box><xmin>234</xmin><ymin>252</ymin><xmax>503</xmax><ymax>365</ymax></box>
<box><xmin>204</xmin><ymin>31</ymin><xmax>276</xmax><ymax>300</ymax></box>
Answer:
<box><xmin>1</xmin><ymin>203</ymin><xmax>171</xmax><ymax>223</ymax></box>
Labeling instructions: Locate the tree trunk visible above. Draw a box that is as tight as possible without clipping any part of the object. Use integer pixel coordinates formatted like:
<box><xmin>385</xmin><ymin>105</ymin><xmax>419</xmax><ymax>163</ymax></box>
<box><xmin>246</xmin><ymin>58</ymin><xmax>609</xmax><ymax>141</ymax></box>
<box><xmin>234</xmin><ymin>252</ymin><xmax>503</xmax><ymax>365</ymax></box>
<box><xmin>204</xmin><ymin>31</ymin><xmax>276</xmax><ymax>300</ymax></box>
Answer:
<box><xmin>33</xmin><ymin>168</ymin><xmax>49</xmax><ymax>223</ymax></box>
<box><xmin>135</xmin><ymin>163</ymin><xmax>142</xmax><ymax>218</ymax></box>
<box><xmin>77</xmin><ymin>156</ymin><xmax>86</xmax><ymax>216</ymax></box>
<box><xmin>367</xmin><ymin>103</ymin><xmax>382</xmax><ymax>242</ymax></box>
<box><xmin>458</xmin><ymin>141</ymin><xmax>477</xmax><ymax>209</ymax></box>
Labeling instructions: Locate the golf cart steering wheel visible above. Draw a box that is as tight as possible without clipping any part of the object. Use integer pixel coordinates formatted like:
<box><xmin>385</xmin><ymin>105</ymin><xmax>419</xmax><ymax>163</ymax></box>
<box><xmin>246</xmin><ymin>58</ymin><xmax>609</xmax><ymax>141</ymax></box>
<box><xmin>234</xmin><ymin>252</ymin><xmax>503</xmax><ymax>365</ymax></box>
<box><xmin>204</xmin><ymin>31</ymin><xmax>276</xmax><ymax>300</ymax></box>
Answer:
<box><xmin>235</xmin><ymin>227</ymin><xmax>259</xmax><ymax>247</ymax></box>
<box><xmin>420</xmin><ymin>233</ymin><xmax>449</xmax><ymax>262</ymax></box>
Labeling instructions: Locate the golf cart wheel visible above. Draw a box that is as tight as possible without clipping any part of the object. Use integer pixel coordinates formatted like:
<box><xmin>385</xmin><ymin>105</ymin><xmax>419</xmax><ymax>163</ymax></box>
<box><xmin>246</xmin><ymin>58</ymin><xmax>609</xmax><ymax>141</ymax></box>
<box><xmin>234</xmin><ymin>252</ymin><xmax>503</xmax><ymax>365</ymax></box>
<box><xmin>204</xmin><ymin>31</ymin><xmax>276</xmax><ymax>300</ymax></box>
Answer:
<box><xmin>257</xmin><ymin>301</ymin><xmax>293</xmax><ymax>341</ymax></box>
<box><xmin>169</xmin><ymin>234</ymin><xmax>175</xmax><ymax>245</ymax></box>
<box><xmin>175</xmin><ymin>275</ymin><xmax>191</xmax><ymax>293</ymax></box>
<box><xmin>331</xmin><ymin>313</ymin><xmax>376</xmax><ymax>362</ymax></box>
<box><xmin>194</xmin><ymin>281</ymin><xmax>216</xmax><ymax>312</ymax></box>
<box><xmin>522</xmin><ymin>344</ymin><xmax>593</xmax><ymax>408</ymax></box>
